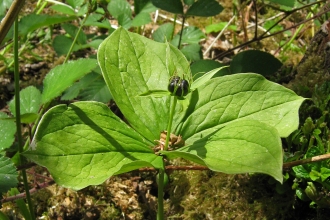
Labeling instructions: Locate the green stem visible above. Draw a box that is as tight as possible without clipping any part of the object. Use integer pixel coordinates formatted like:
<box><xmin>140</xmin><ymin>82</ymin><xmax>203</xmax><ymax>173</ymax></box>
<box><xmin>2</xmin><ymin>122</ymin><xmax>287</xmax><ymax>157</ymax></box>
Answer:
<box><xmin>14</xmin><ymin>18</ymin><xmax>35</xmax><ymax>220</ymax></box>
<box><xmin>164</xmin><ymin>96</ymin><xmax>178</xmax><ymax>151</ymax></box>
<box><xmin>157</xmin><ymin>95</ymin><xmax>178</xmax><ymax>219</ymax></box>
<box><xmin>63</xmin><ymin>13</ymin><xmax>89</xmax><ymax>63</ymax></box>
<box><xmin>157</xmin><ymin>167</ymin><xmax>165</xmax><ymax>220</ymax></box>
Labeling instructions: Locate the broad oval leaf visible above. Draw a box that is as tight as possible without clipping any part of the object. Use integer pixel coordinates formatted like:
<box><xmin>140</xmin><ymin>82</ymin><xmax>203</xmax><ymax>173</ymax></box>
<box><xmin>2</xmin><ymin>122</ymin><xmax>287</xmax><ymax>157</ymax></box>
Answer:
<box><xmin>186</xmin><ymin>0</ymin><xmax>224</xmax><ymax>17</ymax></box>
<box><xmin>23</xmin><ymin>101</ymin><xmax>162</xmax><ymax>190</ymax></box>
<box><xmin>41</xmin><ymin>58</ymin><xmax>98</xmax><ymax>104</ymax></box>
<box><xmin>180</xmin><ymin>73</ymin><xmax>306</xmax><ymax>144</ymax></box>
<box><xmin>98</xmin><ymin>27</ymin><xmax>190</xmax><ymax>142</ymax></box>
<box><xmin>191</xmin><ymin>59</ymin><xmax>230</xmax><ymax>79</ymax></box>
<box><xmin>161</xmin><ymin>120</ymin><xmax>283</xmax><ymax>183</ymax></box>
<box><xmin>230</xmin><ymin>50</ymin><xmax>283</xmax><ymax>76</ymax></box>
<box><xmin>151</xmin><ymin>0</ymin><xmax>183</xmax><ymax>14</ymax></box>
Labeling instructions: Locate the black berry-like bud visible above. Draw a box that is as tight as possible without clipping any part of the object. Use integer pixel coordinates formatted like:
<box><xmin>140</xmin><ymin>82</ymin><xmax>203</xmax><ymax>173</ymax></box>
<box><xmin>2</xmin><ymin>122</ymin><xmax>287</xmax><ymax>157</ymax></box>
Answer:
<box><xmin>168</xmin><ymin>76</ymin><xmax>180</xmax><ymax>93</ymax></box>
<box><xmin>175</xmin><ymin>79</ymin><xmax>189</xmax><ymax>97</ymax></box>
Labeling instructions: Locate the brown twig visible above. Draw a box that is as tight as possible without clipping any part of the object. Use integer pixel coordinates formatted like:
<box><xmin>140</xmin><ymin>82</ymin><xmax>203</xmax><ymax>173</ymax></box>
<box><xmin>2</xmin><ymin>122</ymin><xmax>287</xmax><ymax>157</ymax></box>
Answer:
<box><xmin>283</xmin><ymin>153</ymin><xmax>330</xmax><ymax>169</ymax></box>
<box><xmin>0</xmin><ymin>0</ymin><xmax>25</xmax><ymax>45</ymax></box>
<box><xmin>2</xmin><ymin>153</ymin><xmax>330</xmax><ymax>204</ymax></box>
<box><xmin>1</xmin><ymin>180</ymin><xmax>55</xmax><ymax>203</ymax></box>
<box><xmin>213</xmin><ymin>0</ymin><xmax>330</xmax><ymax>60</ymax></box>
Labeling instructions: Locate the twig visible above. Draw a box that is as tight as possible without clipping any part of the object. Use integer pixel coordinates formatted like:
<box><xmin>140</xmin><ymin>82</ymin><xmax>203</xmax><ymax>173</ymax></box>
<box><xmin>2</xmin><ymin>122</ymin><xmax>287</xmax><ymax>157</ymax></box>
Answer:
<box><xmin>3</xmin><ymin>153</ymin><xmax>330</xmax><ymax>204</ymax></box>
<box><xmin>283</xmin><ymin>153</ymin><xmax>330</xmax><ymax>169</ymax></box>
<box><xmin>203</xmin><ymin>15</ymin><xmax>236</xmax><ymax>56</ymax></box>
<box><xmin>1</xmin><ymin>180</ymin><xmax>55</xmax><ymax>203</ymax></box>
<box><xmin>213</xmin><ymin>6</ymin><xmax>330</xmax><ymax>60</ymax></box>
<box><xmin>0</xmin><ymin>0</ymin><xmax>25</xmax><ymax>45</ymax></box>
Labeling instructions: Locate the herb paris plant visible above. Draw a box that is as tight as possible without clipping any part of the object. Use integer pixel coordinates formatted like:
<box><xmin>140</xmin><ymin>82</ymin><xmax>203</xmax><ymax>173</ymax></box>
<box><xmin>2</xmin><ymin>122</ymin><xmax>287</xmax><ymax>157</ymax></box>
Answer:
<box><xmin>23</xmin><ymin>27</ymin><xmax>305</xmax><ymax>213</ymax></box>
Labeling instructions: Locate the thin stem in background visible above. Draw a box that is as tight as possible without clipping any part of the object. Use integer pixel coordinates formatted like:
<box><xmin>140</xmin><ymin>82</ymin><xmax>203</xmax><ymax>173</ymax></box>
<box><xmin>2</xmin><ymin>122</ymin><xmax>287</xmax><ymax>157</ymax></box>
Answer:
<box><xmin>14</xmin><ymin>17</ymin><xmax>35</xmax><ymax>220</ymax></box>
<box><xmin>252</xmin><ymin>0</ymin><xmax>258</xmax><ymax>40</ymax></box>
<box><xmin>177</xmin><ymin>15</ymin><xmax>186</xmax><ymax>49</ymax></box>
<box><xmin>280</xmin><ymin>11</ymin><xmax>313</xmax><ymax>53</ymax></box>
<box><xmin>63</xmin><ymin>13</ymin><xmax>90</xmax><ymax>63</ymax></box>
<box><xmin>171</xmin><ymin>14</ymin><xmax>177</xmax><ymax>40</ymax></box>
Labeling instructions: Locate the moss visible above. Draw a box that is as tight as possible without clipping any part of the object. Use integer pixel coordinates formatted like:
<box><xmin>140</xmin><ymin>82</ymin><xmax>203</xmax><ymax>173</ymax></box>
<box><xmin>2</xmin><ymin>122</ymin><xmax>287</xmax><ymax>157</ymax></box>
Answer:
<box><xmin>162</xmin><ymin>170</ymin><xmax>329</xmax><ymax>219</ymax></box>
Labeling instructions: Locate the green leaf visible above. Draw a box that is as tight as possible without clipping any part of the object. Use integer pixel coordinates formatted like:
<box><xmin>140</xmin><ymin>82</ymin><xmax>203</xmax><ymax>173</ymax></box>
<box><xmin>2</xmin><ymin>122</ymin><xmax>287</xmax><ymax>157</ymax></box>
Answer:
<box><xmin>184</xmin><ymin>0</ymin><xmax>195</xmax><ymax>6</ymax></box>
<box><xmin>267</xmin><ymin>0</ymin><xmax>298</xmax><ymax>8</ymax></box>
<box><xmin>309</xmin><ymin>170</ymin><xmax>321</xmax><ymax>181</ymax></box>
<box><xmin>138</xmin><ymin>90</ymin><xmax>171</xmax><ymax>97</ymax></box>
<box><xmin>24</xmin><ymin>102</ymin><xmax>163</xmax><ymax>190</ymax></box>
<box><xmin>180</xmin><ymin>44</ymin><xmax>202</xmax><ymax>62</ymax></box>
<box><xmin>21</xmin><ymin>113</ymin><xmax>39</xmax><ymax>123</ymax></box>
<box><xmin>61</xmin><ymin>72</ymin><xmax>97</xmax><ymax>100</ymax></box>
<box><xmin>296</xmin><ymin>187</ymin><xmax>310</xmax><ymax>201</ymax></box>
<box><xmin>180</xmin><ymin>73</ymin><xmax>305</xmax><ymax>143</ymax></box>
<box><xmin>135</xmin><ymin>0</ymin><xmax>150</xmax><ymax>14</ymax></box>
<box><xmin>134</xmin><ymin>0</ymin><xmax>157</xmax><ymax>14</ymax></box>
<box><xmin>8</xmin><ymin>86</ymin><xmax>42</xmax><ymax>117</ymax></box>
<box><xmin>293</xmin><ymin>165</ymin><xmax>310</xmax><ymax>179</ymax></box>
<box><xmin>67</xmin><ymin>0</ymin><xmax>84</xmax><ymax>8</ymax></box>
<box><xmin>205</xmin><ymin>22</ymin><xmax>237</xmax><ymax>33</ymax></box>
<box><xmin>162</xmin><ymin>120</ymin><xmax>283</xmax><ymax>182</ymax></box>
<box><xmin>50</xmin><ymin>5</ymin><xmax>76</xmax><ymax>16</ymax></box>
<box><xmin>118</xmin><ymin>13</ymin><xmax>132</xmax><ymax>29</ymax></box>
<box><xmin>53</xmin><ymin>35</ymin><xmax>75</xmax><ymax>56</ymax></box>
<box><xmin>62</xmin><ymin>23</ymin><xmax>87</xmax><ymax>44</ymax></box>
<box><xmin>0</xmin><ymin>155</ymin><xmax>18</xmax><ymax>194</ymax></box>
<box><xmin>230</xmin><ymin>50</ymin><xmax>283</xmax><ymax>76</ymax></box>
<box><xmin>98</xmin><ymin>27</ymin><xmax>190</xmax><ymax>142</ymax></box>
<box><xmin>171</xmin><ymin>26</ymin><xmax>205</xmax><ymax>46</ymax></box>
<box><xmin>0</xmin><ymin>211</ymin><xmax>10</xmax><ymax>220</ymax></box>
<box><xmin>108</xmin><ymin>0</ymin><xmax>131</xmax><ymax>18</ymax></box>
<box><xmin>84</xmin><ymin>14</ymin><xmax>113</xmax><ymax>29</ymax></box>
<box><xmin>190</xmin><ymin>60</ymin><xmax>230</xmax><ymax>79</ymax></box>
<box><xmin>190</xmin><ymin>66</ymin><xmax>227</xmax><ymax>90</ymax></box>
<box><xmin>151</xmin><ymin>0</ymin><xmax>183</xmax><ymax>14</ymax></box>
<box><xmin>0</xmin><ymin>112</ymin><xmax>16</xmax><ymax>151</ymax></box>
<box><xmin>78</xmin><ymin>78</ymin><xmax>112</xmax><ymax>102</ymax></box>
<box><xmin>9</xmin><ymin>188</ymin><xmax>32</xmax><ymax>220</ymax></box>
<box><xmin>320</xmin><ymin>167</ymin><xmax>330</xmax><ymax>182</ymax></box>
<box><xmin>107</xmin><ymin>0</ymin><xmax>132</xmax><ymax>28</ymax></box>
<box><xmin>18</xmin><ymin>14</ymin><xmax>76</xmax><ymax>37</ymax></box>
<box><xmin>41</xmin><ymin>58</ymin><xmax>98</xmax><ymax>104</ymax></box>
<box><xmin>186</xmin><ymin>0</ymin><xmax>223</xmax><ymax>17</ymax></box>
<box><xmin>152</xmin><ymin>23</ymin><xmax>174</xmax><ymax>43</ymax></box>
<box><xmin>0</xmin><ymin>0</ymin><xmax>12</xmax><ymax>17</ymax></box>
<box><xmin>132</xmin><ymin>12</ymin><xmax>152</xmax><ymax>27</ymax></box>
